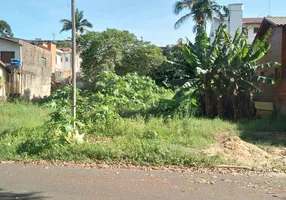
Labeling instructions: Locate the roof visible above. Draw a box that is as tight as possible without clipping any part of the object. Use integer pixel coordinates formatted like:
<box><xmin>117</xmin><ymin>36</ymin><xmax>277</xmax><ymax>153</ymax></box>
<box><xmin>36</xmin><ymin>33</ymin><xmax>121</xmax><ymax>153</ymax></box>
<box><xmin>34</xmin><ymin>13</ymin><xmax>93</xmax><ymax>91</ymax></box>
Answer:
<box><xmin>255</xmin><ymin>16</ymin><xmax>286</xmax><ymax>40</ymax></box>
<box><xmin>0</xmin><ymin>36</ymin><xmax>20</xmax><ymax>45</ymax></box>
<box><xmin>243</xmin><ymin>18</ymin><xmax>263</xmax><ymax>24</ymax></box>
<box><xmin>265</xmin><ymin>16</ymin><xmax>286</xmax><ymax>26</ymax></box>
<box><xmin>58</xmin><ymin>48</ymin><xmax>72</xmax><ymax>53</ymax></box>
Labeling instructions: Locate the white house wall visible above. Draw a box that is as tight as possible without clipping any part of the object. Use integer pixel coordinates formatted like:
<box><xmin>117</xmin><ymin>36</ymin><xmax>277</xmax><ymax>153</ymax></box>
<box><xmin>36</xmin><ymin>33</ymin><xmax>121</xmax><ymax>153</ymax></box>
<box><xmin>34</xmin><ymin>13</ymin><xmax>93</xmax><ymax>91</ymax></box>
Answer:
<box><xmin>0</xmin><ymin>67</ymin><xmax>8</xmax><ymax>97</ymax></box>
<box><xmin>0</xmin><ymin>39</ymin><xmax>21</xmax><ymax>64</ymax></box>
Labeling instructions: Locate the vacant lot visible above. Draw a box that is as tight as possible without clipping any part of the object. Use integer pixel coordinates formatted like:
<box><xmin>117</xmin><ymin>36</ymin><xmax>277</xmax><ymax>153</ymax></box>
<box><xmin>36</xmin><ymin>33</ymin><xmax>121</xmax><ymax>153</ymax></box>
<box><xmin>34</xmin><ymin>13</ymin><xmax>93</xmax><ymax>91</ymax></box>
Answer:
<box><xmin>0</xmin><ymin>102</ymin><xmax>285</xmax><ymax>170</ymax></box>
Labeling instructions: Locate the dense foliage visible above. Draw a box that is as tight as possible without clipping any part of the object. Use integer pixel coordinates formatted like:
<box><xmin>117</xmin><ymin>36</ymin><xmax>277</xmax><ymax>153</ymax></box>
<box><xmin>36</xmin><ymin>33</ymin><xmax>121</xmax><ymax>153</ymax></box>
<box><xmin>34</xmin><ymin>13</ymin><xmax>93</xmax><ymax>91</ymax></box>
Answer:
<box><xmin>80</xmin><ymin>29</ymin><xmax>165</xmax><ymax>82</ymax></box>
<box><xmin>152</xmin><ymin>45</ymin><xmax>194</xmax><ymax>87</ymax></box>
<box><xmin>0</xmin><ymin>20</ymin><xmax>13</xmax><ymax>37</ymax></box>
<box><xmin>42</xmin><ymin>72</ymin><xmax>172</xmax><ymax>143</ymax></box>
<box><xmin>174</xmin><ymin>25</ymin><xmax>279</xmax><ymax>119</ymax></box>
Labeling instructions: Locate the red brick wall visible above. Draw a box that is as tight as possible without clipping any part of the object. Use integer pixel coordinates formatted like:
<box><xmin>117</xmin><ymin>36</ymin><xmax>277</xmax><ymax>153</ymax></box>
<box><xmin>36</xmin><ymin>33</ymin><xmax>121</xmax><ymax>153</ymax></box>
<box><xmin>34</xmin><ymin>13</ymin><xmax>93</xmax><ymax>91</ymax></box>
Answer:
<box><xmin>253</xmin><ymin>82</ymin><xmax>274</xmax><ymax>102</ymax></box>
<box><xmin>258</xmin><ymin>27</ymin><xmax>283</xmax><ymax>77</ymax></box>
<box><xmin>282</xmin><ymin>27</ymin><xmax>286</xmax><ymax>79</ymax></box>
<box><xmin>254</xmin><ymin>80</ymin><xmax>286</xmax><ymax>115</ymax></box>
<box><xmin>273</xmin><ymin>80</ymin><xmax>286</xmax><ymax>114</ymax></box>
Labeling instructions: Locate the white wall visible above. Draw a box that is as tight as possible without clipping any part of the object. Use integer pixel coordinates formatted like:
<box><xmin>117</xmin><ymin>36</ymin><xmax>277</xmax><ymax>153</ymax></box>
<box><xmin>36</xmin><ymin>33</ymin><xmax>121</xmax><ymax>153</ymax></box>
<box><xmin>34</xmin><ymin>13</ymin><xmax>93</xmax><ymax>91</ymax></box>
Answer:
<box><xmin>0</xmin><ymin>39</ymin><xmax>21</xmax><ymax>64</ymax></box>
<box><xmin>61</xmin><ymin>52</ymin><xmax>72</xmax><ymax>71</ymax></box>
<box><xmin>0</xmin><ymin>66</ymin><xmax>8</xmax><ymax>97</ymax></box>
<box><xmin>60</xmin><ymin>52</ymin><xmax>81</xmax><ymax>73</ymax></box>
<box><xmin>56</xmin><ymin>53</ymin><xmax>63</xmax><ymax>71</ymax></box>
<box><xmin>244</xmin><ymin>24</ymin><xmax>261</xmax><ymax>44</ymax></box>
<box><xmin>210</xmin><ymin>3</ymin><xmax>243</xmax><ymax>42</ymax></box>
<box><xmin>228</xmin><ymin>4</ymin><xmax>243</xmax><ymax>38</ymax></box>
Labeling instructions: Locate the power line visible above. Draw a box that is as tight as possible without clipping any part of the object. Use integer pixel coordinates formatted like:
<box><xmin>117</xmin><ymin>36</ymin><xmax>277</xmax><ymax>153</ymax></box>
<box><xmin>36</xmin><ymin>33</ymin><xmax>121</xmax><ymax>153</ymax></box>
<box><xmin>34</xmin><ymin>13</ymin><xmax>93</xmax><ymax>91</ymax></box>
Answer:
<box><xmin>268</xmin><ymin>0</ymin><xmax>271</xmax><ymax>16</ymax></box>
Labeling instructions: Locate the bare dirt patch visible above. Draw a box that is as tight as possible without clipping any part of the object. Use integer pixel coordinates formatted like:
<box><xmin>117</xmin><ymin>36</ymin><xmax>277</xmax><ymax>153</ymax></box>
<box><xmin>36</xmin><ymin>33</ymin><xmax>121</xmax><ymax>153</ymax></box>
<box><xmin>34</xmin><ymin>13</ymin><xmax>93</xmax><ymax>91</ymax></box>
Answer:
<box><xmin>203</xmin><ymin>133</ymin><xmax>286</xmax><ymax>169</ymax></box>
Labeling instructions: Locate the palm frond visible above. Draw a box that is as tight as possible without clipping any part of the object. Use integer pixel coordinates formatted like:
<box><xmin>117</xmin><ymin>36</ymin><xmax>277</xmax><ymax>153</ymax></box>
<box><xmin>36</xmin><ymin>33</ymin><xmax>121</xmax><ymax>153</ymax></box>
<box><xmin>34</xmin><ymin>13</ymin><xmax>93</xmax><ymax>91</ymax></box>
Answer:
<box><xmin>174</xmin><ymin>12</ymin><xmax>193</xmax><ymax>29</ymax></box>
<box><xmin>81</xmin><ymin>19</ymin><xmax>93</xmax><ymax>28</ymax></box>
<box><xmin>173</xmin><ymin>0</ymin><xmax>194</xmax><ymax>15</ymax></box>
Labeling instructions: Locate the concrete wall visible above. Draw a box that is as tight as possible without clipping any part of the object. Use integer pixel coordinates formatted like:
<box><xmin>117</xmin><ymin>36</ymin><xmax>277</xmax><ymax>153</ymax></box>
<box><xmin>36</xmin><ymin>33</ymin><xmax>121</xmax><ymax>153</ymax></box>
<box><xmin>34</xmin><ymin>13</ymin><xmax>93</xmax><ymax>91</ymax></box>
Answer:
<box><xmin>19</xmin><ymin>40</ymin><xmax>52</xmax><ymax>99</ymax></box>
<box><xmin>0</xmin><ymin>39</ymin><xmax>21</xmax><ymax>64</ymax></box>
<box><xmin>48</xmin><ymin>42</ymin><xmax>57</xmax><ymax>73</ymax></box>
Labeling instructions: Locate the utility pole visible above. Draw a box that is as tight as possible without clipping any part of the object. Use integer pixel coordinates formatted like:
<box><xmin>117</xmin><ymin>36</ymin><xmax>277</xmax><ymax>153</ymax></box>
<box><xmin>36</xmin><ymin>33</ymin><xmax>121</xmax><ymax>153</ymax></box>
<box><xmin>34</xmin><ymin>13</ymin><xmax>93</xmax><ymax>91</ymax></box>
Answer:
<box><xmin>71</xmin><ymin>0</ymin><xmax>77</xmax><ymax>128</ymax></box>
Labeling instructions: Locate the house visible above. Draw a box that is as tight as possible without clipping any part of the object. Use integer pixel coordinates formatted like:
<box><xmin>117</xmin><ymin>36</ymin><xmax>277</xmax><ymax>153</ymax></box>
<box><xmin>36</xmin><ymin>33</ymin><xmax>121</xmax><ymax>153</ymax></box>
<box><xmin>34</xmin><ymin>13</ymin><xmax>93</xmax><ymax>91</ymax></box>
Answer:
<box><xmin>242</xmin><ymin>18</ymin><xmax>263</xmax><ymax>44</ymax></box>
<box><xmin>253</xmin><ymin>17</ymin><xmax>286</xmax><ymax>114</ymax></box>
<box><xmin>31</xmin><ymin>40</ymin><xmax>82</xmax><ymax>83</ymax></box>
<box><xmin>0</xmin><ymin>37</ymin><xmax>52</xmax><ymax>99</ymax></box>
<box><xmin>210</xmin><ymin>3</ymin><xmax>263</xmax><ymax>44</ymax></box>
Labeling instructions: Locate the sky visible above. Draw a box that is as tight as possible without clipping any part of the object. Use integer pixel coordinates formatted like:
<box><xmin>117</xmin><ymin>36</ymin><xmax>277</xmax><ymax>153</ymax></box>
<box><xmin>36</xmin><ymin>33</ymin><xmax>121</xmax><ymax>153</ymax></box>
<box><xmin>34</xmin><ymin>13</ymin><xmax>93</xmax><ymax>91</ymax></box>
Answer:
<box><xmin>1</xmin><ymin>0</ymin><xmax>285</xmax><ymax>46</ymax></box>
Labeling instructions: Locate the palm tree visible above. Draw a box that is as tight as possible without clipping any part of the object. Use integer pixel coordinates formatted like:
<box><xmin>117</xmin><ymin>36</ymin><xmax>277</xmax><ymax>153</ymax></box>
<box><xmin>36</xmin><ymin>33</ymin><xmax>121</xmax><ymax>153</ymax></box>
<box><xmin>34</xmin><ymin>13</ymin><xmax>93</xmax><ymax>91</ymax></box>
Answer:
<box><xmin>60</xmin><ymin>9</ymin><xmax>93</xmax><ymax>34</ymax></box>
<box><xmin>173</xmin><ymin>0</ymin><xmax>229</xmax><ymax>31</ymax></box>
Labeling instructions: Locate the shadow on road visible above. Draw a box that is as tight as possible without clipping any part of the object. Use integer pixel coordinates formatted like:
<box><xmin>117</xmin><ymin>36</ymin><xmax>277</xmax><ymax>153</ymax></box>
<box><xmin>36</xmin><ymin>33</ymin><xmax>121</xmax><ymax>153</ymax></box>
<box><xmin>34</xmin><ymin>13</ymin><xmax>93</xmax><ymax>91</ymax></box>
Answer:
<box><xmin>0</xmin><ymin>188</ymin><xmax>49</xmax><ymax>200</ymax></box>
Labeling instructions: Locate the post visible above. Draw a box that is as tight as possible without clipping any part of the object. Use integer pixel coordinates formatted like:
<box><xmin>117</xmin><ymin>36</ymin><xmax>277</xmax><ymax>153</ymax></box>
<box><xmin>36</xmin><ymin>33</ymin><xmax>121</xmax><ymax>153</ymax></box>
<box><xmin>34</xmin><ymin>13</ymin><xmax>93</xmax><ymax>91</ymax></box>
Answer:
<box><xmin>71</xmin><ymin>0</ymin><xmax>77</xmax><ymax>128</ymax></box>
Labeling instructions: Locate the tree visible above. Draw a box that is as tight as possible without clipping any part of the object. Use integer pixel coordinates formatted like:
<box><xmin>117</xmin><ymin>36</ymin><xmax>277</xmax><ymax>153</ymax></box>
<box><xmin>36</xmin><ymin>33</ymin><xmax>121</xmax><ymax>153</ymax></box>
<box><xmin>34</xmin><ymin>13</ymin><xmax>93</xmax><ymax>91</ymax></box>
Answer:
<box><xmin>173</xmin><ymin>0</ymin><xmax>229</xmax><ymax>31</ymax></box>
<box><xmin>151</xmin><ymin>45</ymin><xmax>194</xmax><ymax>87</ymax></box>
<box><xmin>0</xmin><ymin>20</ymin><xmax>13</xmax><ymax>37</ymax></box>
<box><xmin>60</xmin><ymin>9</ymin><xmax>93</xmax><ymax>34</ymax></box>
<box><xmin>117</xmin><ymin>41</ymin><xmax>164</xmax><ymax>76</ymax></box>
<box><xmin>171</xmin><ymin>24</ymin><xmax>279</xmax><ymax>119</ymax></box>
<box><xmin>80</xmin><ymin>29</ymin><xmax>165</xmax><ymax>83</ymax></box>
<box><xmin>56</xmin><ymin>40</ymin><xmax>72</xmax><ymax>48</ymax></box>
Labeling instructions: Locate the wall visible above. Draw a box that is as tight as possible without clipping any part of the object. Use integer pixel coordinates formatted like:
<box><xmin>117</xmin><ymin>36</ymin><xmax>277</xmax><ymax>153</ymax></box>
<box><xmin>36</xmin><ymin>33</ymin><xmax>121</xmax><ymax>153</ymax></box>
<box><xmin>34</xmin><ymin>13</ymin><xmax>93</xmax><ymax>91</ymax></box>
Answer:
<box><xmin>0</xmin><ymin>39</ymin><xmax>21</xmax><ymax>64</ymax></box>
<box><xmin>228</xmin><ymin>4</ymin><xmax>243</xmax><ymax>38</ymax></box>
<box><xmin>254</xmin><ymin>80</ymin><xmax>286</xmax><ymax>115</ymax></box>
<box><xmin>210</xmin><ymin>3</ymin><xmax>243</xmax><ymax>42</ymax></box>
<box><xmin>282</xmin><ymin>27</ymin><xmax>286</xmax><ymax>79</ymax></box>
<box><xmin>244</xmin><ymin>24</ymin><xmax>261</xmax><ymax>44</ymax></box>
<box><xmin>0</xmin><ymin>66</ymin><xmax>8</xmax><ymax>97</ymax></box>
<box><xmin>62</xmin><ymin>52</ymin><xmax>72</xmax><ymax>72</ymax></box>
<box><xmin>257</xmin><ymin>27</ymin><xmax>282</xmax><ymax>77</ymax></box>
<box><xmin>19</xmin><ymin>40</ymin><xmax>52</xmax><ymax>99</ymax></box>
<box><xmin>47</xmin><ymin>42</ymin><xmax>57</xmax><ymax>73</ymax></box>
<box><xmin>273</xmin><ymin>80</ymin><xmax>286</xmax><ymax>114</ymax></box>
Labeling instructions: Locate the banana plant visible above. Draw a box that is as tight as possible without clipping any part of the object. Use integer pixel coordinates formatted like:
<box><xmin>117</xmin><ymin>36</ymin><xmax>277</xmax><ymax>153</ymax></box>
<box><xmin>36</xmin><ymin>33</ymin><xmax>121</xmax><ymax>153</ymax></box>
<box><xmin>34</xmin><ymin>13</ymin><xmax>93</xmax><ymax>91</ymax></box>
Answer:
<box><xmin>171</xmin><ymin>24</ymin><xmax>280</xmax><ymax>118</ymax></box>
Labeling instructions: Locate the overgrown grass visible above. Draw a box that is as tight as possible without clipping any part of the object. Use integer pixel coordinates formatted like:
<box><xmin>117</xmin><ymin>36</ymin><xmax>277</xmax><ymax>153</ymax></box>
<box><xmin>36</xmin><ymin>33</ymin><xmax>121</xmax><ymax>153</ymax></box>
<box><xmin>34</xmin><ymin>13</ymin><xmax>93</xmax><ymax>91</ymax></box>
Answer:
<box><xmin>0</xmin><ymin>102</ymin><xmax>52</xmax><ymax>132</ymax></box>
<box><xmin>238</xmin><ymin>117</ymin><xmax>286</xmax><ymax>146</ymax></box>
<box><xmin>1</xmin><ymin>102</ymin><xmax>285</xmax><ymax>167</ymax></box>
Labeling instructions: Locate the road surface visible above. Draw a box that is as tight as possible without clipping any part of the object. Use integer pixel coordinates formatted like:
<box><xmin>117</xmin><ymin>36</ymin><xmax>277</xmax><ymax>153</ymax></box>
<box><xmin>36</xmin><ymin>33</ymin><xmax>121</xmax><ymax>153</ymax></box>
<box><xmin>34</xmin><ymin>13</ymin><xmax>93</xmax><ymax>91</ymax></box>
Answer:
<box><xmin>0</xmin><ymin>163</ymin><xmax>285</xmax><ymax>200</ymax></box>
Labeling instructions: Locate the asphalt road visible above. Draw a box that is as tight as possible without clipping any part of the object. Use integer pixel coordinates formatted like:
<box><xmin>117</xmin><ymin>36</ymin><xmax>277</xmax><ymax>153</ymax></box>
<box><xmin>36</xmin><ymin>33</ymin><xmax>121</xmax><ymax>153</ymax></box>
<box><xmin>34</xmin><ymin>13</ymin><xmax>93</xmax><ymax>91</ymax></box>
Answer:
<box><xmin>0</xmin><ymin>163</ymin><xmax>285</xmax><ymax>200</ymax></box>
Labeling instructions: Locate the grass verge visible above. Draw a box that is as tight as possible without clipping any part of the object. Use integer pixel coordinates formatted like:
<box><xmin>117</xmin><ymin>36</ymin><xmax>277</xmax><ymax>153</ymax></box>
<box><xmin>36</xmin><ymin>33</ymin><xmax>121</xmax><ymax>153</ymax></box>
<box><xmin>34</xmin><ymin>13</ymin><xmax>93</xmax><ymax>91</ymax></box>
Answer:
<box><xmin>1</xmin><ymin>102</ymin><xmax>285</xmax><ymax>168</ymax></box>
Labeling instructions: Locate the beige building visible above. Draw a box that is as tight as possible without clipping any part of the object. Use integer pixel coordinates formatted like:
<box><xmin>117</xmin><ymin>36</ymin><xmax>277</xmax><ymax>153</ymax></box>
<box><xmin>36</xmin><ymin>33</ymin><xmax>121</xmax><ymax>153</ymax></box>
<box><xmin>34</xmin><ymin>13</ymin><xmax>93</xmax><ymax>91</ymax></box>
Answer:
<box><xmin>0</xmin><ymin>37</ymin><xmax>52</xmax><ymax>100</ymax></box>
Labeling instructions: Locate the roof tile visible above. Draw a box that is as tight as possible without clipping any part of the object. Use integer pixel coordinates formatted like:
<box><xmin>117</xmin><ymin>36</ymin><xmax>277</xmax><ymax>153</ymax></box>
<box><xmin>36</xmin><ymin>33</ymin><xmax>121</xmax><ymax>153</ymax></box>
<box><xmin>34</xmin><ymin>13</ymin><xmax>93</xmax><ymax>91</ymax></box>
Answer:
<box><xmin>266</xmin><ymin>16</ymin><xmax>286</xmax><ymax>26</ymax></box>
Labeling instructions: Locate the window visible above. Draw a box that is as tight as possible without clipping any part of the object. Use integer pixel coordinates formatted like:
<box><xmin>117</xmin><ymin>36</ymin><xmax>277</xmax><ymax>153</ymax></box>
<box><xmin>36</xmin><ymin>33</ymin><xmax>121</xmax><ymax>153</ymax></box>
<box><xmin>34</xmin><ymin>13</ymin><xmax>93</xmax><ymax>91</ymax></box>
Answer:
<box><xmin>41</xmin><ymin>57</ymin><xmax>46</xmax><ymax>67</ymax></box>
<box><xmin>254</xmin><ymin>28</ymin><xmax>260</xmax><ymax>33</ymax></box>
<box><xmin>65</xmin><ymin>57</ymin><xmax>69</xmax><ymax>62</ymax></box>
<box><xmin>61</xmin><ymin>58</ymin><xmax>63</xmax><ymax>62</ymax></box>
<box><xmin>1</xmin><ymin>51</ymin><xmax>15</xmax><ymax>63</ymax></box>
